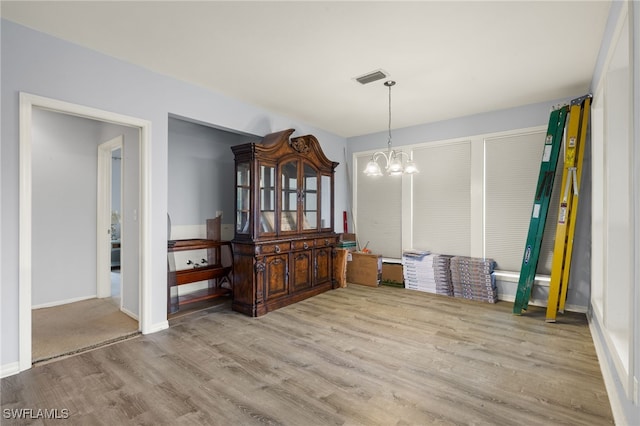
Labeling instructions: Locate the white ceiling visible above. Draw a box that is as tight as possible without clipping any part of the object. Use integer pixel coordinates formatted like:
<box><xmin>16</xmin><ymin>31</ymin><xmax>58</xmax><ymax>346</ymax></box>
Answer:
<box><xmin>2</xmin><ymin>1</ymin><xmax>611</xmax><ymax>138</ymax></box>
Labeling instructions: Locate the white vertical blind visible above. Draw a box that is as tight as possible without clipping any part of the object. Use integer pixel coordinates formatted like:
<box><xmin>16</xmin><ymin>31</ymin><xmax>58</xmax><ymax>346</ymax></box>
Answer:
<box><xmin>412</xmin><ymin>142</ymin><xmax>471</xmax><ymax>256</ymax></box>
<box><xmin>355</xmin><ymin>153</ymin><xmax>402</xmax><ymax>257</ymax></box>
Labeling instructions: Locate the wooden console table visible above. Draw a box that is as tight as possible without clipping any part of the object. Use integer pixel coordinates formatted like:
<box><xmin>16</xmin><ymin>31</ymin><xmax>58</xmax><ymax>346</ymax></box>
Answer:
<box><xmin>167</xmin><ymin>239</ymin><xmax>233</xmax><ymax>314</ymax></box>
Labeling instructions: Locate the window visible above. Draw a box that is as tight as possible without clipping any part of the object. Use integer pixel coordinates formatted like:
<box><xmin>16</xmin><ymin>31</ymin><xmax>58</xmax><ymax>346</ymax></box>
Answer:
<box><xmin>484</xmin><ymin>131</ymin><xmax>561</xmax><ymax>273</ymax></box>
<box><xmin>354</xmin><ymin>153</ymin><xmax>401</xmax><ymax>257</ymax></box>
<box><xmin>353</xmin><ymin>126</ymin><xmax>550</xmax><ymax>273</ymax></box>
<box><xmin>412</xmin><ymin>141</ymin><xmax>471</xmax><ymax>256</ymax></box>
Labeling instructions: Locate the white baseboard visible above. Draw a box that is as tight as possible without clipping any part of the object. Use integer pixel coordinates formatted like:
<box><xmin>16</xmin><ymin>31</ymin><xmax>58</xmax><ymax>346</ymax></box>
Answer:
<box><xmin>1</xmin><ymin>362</ymin><xmax>20</xmax><ymax>378</ymax></box>
<box><xmin>121</xmin><ymin>307</ymin><xmax>139</xmax><ymax>321</ymax></box>
<box><xmin>32</xmin><ymin>295</ymin><xmax>96</xmax><ymax>310</ymax></box>
<box><xmin>497</xmin><ymin>294</ymin><xmax>588</xmax><ymax>314</ymax></box>
<box><xmin>143</xmin><ymin>320</ymin><xmax>169</xmax><ymax>335</ymax></box>
<box><xmin>589</xmin><ymin>316</ymin><xmax>626</xmax><ymax>426</ymax></box>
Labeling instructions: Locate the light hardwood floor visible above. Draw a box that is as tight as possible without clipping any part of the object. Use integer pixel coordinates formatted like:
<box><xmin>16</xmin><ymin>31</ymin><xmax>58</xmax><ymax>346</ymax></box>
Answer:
<box><xmin>2</xmin><ymin>285</ymin><xmax>613</xmax><ymax>425</ymax></box>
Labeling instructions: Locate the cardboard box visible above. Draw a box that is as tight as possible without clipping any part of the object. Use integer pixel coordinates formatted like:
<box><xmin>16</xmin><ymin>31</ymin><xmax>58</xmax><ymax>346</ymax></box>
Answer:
<box><xmin>346</xmin><ymin>252</ymin><xmax>382</xmax><ymax>287</ymax></box>
<box><xmin>339</xmin><ymin>233</ymin><xmax>356</xmax><ymax>242</ymax></box>
<box><xmin>382</xmin><ymin>263</ymin><xmax>404</xmax><ymax>285</ymax></box>
<box><xmin>333</xmin><ymin>248</ymin><xmax>349</xmax><ymax>288</ymax></box>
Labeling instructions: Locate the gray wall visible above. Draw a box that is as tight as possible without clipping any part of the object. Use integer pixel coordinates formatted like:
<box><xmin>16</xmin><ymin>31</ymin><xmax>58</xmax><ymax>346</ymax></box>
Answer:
<box><xmin>1</xmin><ymin>19</ymin><xmax>348</xmax><ymax>368</ymax></box>
<box><xmin>32</xmin><ymin>109</ymin><xmax>101</xmax><ymax>306</ymax></box>
<box><xmin>347</xmin><ymin>99</ymin><xmax>566</xmax><ymax>156</ymax></box>
<box><xmin>168</xmin><ymin>117</ymin><xmax>258</xmax><ymax>227</ymax></box>
<box><xmin>30</xmin><ymin>108</ymin><xmax>139</xmax><ymax>315</ymax></box>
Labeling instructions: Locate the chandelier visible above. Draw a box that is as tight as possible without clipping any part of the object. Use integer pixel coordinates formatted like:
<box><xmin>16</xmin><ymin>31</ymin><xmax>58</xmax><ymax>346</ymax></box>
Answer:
<box><xmin>363</xmin><ymin>80</ymin><xmax>419</xmax><ymax>177</ymax></box>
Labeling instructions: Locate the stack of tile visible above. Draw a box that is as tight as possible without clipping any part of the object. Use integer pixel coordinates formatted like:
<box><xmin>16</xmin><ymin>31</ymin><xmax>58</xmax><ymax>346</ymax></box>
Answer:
<box><xmin>337</xmin><ymin>240</ymin><xmax>357</xmax><ymax>251</ymax></box>
<box><xmin>449</xmin><ymin>256</ymin><xmax>497</xmax><ymax>303</ymax></box>
<box><xmin>432</xmin><ymin>254</ymin><xmax>454</xmax><ymax>296</ymax></box>
<box><xmin>402</xmin><ymin>250</ymin><xmax>436</xmax><ymax>293</ymax></box>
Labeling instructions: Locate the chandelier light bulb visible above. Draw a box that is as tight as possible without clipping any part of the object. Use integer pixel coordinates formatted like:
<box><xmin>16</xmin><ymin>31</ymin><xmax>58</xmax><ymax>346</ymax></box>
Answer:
<box><xmin>363</xmin><ymin>159</ymin><xmax>383</xmax><ymax>176</ymax></box>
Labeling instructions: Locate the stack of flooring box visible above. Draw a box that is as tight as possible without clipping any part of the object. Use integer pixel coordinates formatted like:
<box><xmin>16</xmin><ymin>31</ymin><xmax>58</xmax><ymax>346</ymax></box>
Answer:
<box><xmin>402</xmin><ymin>251</ymin><xmax>454</xmax><ymax>296</ymax></box>
<box><xmin>402</xmin><ymin>250</ymin><xmax>435</xmax><ymax>293</ymax></box>
<box><xmin>433</xmin><ymin>254</ymin><xmax>454</xmax><ymax>296</ymax></box>
<box><xmin>449</xmin><ymin>256</ymin><xmax>497</xmax><ymax>303</ymax></box>
<box><xmin>403</xmin><ymin>251</ymin><xmax>497</xmax><ymax>303</ymax></box>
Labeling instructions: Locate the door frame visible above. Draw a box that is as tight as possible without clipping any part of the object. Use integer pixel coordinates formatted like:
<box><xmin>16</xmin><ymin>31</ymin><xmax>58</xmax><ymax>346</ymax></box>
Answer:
<box><xmin>97</xmin><ymin>136</ymin><xmax>123</xmax><ymax>301</ymax></box>
<box><xmin>19</xmin><ymin>92</ymin><xmax>152</xmax><ymax>371</ymax></box>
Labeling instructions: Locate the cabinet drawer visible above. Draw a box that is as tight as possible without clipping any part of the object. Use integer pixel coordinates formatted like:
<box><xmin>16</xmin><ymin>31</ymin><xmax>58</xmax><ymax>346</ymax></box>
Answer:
<box><xmin>292</xmin><ymin>239</ymin><xmax>315</xmax><ymax>250</ymax></box>
<box><xmin>315</xmin><ymin>237</ymin><xmax>337</xmax><ymax>248</ymax></box>
<box><xmin>258</xmin><ymin>242</ymin><xmax>290</xmax><ymax>255</ymax></box>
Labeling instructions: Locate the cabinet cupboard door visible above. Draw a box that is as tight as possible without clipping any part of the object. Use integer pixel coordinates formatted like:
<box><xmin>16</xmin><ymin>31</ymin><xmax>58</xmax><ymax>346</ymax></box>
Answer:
<box><xmin>315</xmin><ymin>247</ymin><xmax>332</xmax><ymax>285</ymax></box>
<box><xmin>259</xmin><ymin>164</ymin><xmax>276</xmax><ymax>235</ymax></box>
<box><xmin>280</xmin><ymin>160</ymin><xmax>298</xmax><ymax>233</ymax></box>
<box><xmin>291</xmin><ymin>250</ymin><xmax>313</xmax><ymax>292</ymax></box>
<box><xmin>265</xmin><ymin>254</ymin><xmax>288</xmax><ymax>300</ymax></box>
<box><xmin>302</xmin><ymin>163</ymin><xmax>318</xmax><ymax>231</ymax></box>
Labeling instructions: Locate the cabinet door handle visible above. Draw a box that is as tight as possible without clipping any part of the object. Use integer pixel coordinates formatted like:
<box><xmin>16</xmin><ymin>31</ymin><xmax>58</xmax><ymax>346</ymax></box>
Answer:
<box><xmin>303</xmin><ymin>242</ymin><xmax>309</xmax><ymax>249</ymax></box>
<box><xmin>274</xmin><ymin>245</ymin><xmax>281</xmax><ymax>253</ymax></box>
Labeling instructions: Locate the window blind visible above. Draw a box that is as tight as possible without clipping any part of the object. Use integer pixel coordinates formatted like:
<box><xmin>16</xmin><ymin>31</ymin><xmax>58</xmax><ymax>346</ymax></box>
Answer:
<box><xmin>412</xmin><ymin>141</ymin><xmax>472</xmax><ymax>256</ymax></box>
<box><xmin>353</xmin><ymin>127</ymin><xmax>557</xmax><ymax>272</ymax></box>
<box><xmin>484</xmin><ymin>131</ymin><xmax>561</xmax><ymax>273</ymax></box>
<box><xmin>354</xmin><ymin>153</ymin><xmax>402</xmax><ymax>257</ymax></box>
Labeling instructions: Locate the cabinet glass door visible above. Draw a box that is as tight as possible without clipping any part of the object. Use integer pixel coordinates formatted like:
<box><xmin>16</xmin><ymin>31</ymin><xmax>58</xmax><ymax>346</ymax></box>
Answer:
<box><xmin>320</xmin><ymin>174</ymin><xmax>332</xmax><ymax>229</ymax></box>
<box><xmin>302</xmin><ymin>163</ymin><xmax>318</xmax><ymax>230</ymax></box>
<box><xmin>280</xmin><ymin>161</ymin><xmax>298</xmax><ymax>232</ymax></box>
<box><xmin>236</xmin><ymin>162</ymin><xmax>251</xmax><ymax>234</ymax></box>
<box><xmin>259</xmin><ymin>164</ymin><xmax>276</xmax><ymax>234</ymax></box>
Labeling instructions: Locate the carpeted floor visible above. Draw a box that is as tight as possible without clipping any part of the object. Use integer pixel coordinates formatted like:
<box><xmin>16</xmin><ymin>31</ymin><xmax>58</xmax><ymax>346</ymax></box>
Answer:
<box><xmin>32</xmin><ymin>297</ymin><xmax>139</xmax><ymax>364</ymax></box>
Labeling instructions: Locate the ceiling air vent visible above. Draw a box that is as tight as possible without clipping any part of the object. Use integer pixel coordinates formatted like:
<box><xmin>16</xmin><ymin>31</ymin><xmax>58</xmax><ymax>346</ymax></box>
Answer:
<box><xmin>354</xmin><ymin>69</ymin><xmax>388</xmax><ymax>85</ymax></box>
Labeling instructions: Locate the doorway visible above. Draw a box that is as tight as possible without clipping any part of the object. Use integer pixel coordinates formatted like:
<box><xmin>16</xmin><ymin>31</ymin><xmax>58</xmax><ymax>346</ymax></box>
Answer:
<box><xmin>18</xmin><ymin>93</ymin><xmax>153</xmax><ymax>371</ymax></box>
<box><xmin>97</xmin><ymin>137</ymin><xmax>125</xmax><ymax>309</ymax></box>
<box><xmin>111</xmin><ymin>147</ymin><xmax>123</xmax><ymax>306</ymax></box>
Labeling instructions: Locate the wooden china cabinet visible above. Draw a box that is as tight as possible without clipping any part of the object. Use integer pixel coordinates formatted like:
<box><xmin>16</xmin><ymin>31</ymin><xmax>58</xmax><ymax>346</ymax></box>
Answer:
<box><xmin>231</xmin><ymin>129</ymin><xmax>339</xmax><ymax>317</ymax></box>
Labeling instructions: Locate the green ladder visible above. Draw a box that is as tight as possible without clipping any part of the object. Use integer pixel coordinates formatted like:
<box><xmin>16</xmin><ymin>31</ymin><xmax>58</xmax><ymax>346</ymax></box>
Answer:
<box><xmin>513</xmin><ymin>105</ymin><xmax>568</xmax><ymax>315</ymax></box>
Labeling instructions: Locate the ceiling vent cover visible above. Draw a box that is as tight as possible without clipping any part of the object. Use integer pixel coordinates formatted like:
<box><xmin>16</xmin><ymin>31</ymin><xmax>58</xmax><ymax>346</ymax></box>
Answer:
<box><xmin>355</xmin><ymin>69</ymin><xmax>388</xmax><ymax>85</ymax></box>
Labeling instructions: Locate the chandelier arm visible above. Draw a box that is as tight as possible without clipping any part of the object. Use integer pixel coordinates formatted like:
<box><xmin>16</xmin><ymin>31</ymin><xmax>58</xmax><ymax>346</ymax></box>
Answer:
<box><xmin>395</xmin><ymin>151</ymin><xmax>412</xmax><ymax>160</ymax></box>
<box><xmin>371</xmin><ymin>150</ymin><xmax>391</xmax><ymax>168</ymax></box>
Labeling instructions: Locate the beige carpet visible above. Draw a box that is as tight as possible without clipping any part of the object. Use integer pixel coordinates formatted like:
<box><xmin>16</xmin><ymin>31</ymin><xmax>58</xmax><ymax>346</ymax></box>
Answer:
<box><xmin>32</xmin><ymin>298</ymin><xmax>139</xmax><ymax>364</ymax></box>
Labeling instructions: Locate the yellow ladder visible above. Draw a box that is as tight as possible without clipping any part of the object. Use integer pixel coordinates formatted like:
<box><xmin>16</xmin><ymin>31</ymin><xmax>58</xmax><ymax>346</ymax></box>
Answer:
<box><xmin>546</xmin><ymin>95</ymin><xmax>591</xmax><ymax>322</ymax></box>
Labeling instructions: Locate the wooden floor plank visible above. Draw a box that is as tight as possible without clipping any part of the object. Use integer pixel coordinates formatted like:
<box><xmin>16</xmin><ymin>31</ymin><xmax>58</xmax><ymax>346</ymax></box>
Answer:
<box><xmin>1</xmin><ymin>285</ymin><xmax>613</xmax><ymax>425</ymax></box>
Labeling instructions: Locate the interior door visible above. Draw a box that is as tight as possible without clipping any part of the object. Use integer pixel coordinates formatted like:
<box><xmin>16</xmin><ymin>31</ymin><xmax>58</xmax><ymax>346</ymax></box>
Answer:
<box><xmin>97</xmin><ymin>136</ymin><xmax>123</xmax><ymax>302</ymax></box>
